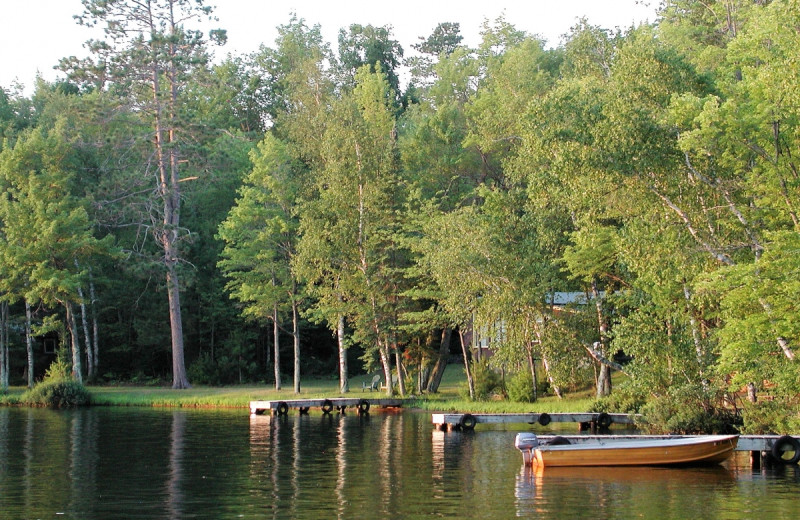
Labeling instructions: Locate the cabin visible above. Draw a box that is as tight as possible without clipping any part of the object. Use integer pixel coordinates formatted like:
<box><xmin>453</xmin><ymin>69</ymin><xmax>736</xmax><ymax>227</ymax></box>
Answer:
<box><xmin>470</xmin><ymin>291</ymin><xmax>602</xmax><ymax>360</ymax></box>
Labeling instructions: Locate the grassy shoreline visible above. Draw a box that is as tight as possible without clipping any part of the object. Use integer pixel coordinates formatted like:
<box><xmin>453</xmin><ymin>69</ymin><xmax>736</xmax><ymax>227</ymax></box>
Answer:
<box><xmin>1</xmin><ymin>365</ymin><xmax>599</xmax><ymax>413</ymax></box>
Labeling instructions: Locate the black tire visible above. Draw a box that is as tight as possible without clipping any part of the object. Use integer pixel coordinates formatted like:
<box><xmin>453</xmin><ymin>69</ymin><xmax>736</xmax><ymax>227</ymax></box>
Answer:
<box><xmin>321</xmin><ymin>399</ymin><xmax>334</xmax><ymax>414</ymax></box>
<box><xmin>298</xmin><ymin>406</ymin><xmax>310</xmax><ymax>415</ymax></box>
<box><xmin>459</xmin><ymin>413</ymin><xmax>477</xmax><ymax>430</ymax></box>
<box><xmin>771</xmin><ymin>435</ymin><xmax>800</xmax><ymax>465</ymax></box>
<box><xmin>537</xmin><ymin>413</ymin><xmax>551</xmax><ymax>426</ymax></box>
<box><xmin>596</xmin><ymin>412</ymin><xmax>613</xmax><ymax>429</ymax></box>
<box><xmin>358</xmin><ymin>399</ymin><xmax>371</xmax><ymax>414</ymax></box>
<box><xmin>276</xmin><ymin>402</ymin><xmax>289</xmax><ymax>416</ymax></box>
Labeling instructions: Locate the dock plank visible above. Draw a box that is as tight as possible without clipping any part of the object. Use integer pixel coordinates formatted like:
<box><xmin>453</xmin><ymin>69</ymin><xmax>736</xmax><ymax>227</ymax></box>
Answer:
<box><xmin>250</xmin><ymin>398</ymin><xmax>404</xmax><ymax>415</ymax></box>
<box><xmin>431</xmin><ymin>412</ymin><xmax>638</xmax><ymax>429</ymax></box>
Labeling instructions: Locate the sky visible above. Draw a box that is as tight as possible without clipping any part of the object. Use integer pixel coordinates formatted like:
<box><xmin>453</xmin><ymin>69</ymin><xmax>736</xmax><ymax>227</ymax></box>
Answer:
<box><xmin>1</xmin><ymin>0</ymin><xmax>659</xmax><ymax>93</ymax></box>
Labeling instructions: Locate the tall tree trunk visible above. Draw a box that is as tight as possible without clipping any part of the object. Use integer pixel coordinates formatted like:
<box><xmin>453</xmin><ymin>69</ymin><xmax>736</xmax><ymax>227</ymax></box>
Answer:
<box><xmin>272</xmin><ymin>304</ymin><xmax>281</xmax><ymax>390</ymax></box>
<box><xmin>151</xmin><ymin>6</ymin><xmax>189</xmax><ymax>390</ymax></box>
<box><xmin>167</xmin><ymin>263</ymin><xmax>189</xmax><ymax>389</ymax></box>
<box><xmin>377</xmin><ymin>337</ymin><xmax>393</xmax><ymax>396</ymax></box>
<box><xmin>25</xmin><ymin>301</ymin><xmax>34</xmax><ymax>389</ymax></box>
<box><xmin>747</xmin><ymin>382</ymin><xmax>758</xmax><ymax>403</ymax></box>
<box><xmin>338</xmin><ymin>313</ymin><xmax>348</xmax><ymax>393</ymax></box>
<box><xmin>459</xmin><ymin>330</ymin><xmax>475</xmax><ymax>400</ymax></box>
<box><xmin>591</xmin><ymin>280</ymin><xmax>612</xmax><ymax>398</ymax></box>
<box><xmin>75</xmin><ymin>261</ymin><xmax>94</xmax><ymax>382</ymax></box>
<box><xmin>65</xmin><ymin>302</ymin><xmax>83</xmax><ymax>384</ymax></box>
<box><xmin>596</xmin><ymin>364</ymin><xmax>612</xmax><ymax>397</ymax></box>
<box><xmin>0</xmin><ymin>301</ymin><xmax>8</xmax><ymax>391</ymax></box>
<box><xmin>426</xmin><ymin>327</ymin><xmax>452</xmax><ymax>393</ymax></box>
<box><xmin>683</xmin><ymin>282</ymin><xmax>705</xmax><ymax>369</ymax></box>
<box><xmin>292</xmin><ymin>298</ymin><xmax>301</xmax><ymax>394</ymax></box>
<box><xmin>541</xmin><ymin>355</ymin><xmax>562</xmax><ymax>399</ymax></box>
<box><xmin>394</xmin><ymin>346</ymin><xmax>406</xmax><ymax>397</ymax></box>
<box><xmin>89</xmin><ymin>270</ymin><xmax>99</xmax><ymax>380</ymax></box>
<box><xmin>527</xmin><ymin>346</ymin><xmax>538</xmax><ymax>402</ymax></box>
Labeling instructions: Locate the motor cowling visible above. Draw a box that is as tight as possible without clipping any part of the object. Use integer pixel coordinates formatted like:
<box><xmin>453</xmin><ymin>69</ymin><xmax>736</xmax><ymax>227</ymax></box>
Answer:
<box><xmin>515</xmin><ymin>433</ymin><xmax>539</xmax><ymax>465</ymax></box>
<box><xmin>515</xmin><ymin>433</ymin><xmax>539</xmax><ymax>450</ymax></box>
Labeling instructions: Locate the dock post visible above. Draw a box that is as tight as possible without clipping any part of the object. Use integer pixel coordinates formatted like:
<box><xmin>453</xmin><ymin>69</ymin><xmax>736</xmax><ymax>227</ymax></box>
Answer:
<box><xmin>751</xmin><ymin>451</ymin><xmax>761</xmax><ymax>469</ymax></box>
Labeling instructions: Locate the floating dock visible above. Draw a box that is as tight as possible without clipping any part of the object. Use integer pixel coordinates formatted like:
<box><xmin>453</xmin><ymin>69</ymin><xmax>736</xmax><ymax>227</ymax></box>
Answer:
<box><xmin>250</xmin><ymin>398</ymin><xmax>404</xmax><ymax>416</ymax></box>
<box><xmin>432</xmin><ymin>412</ymin><xmax>638</xmax><ymax>431</ymax></box>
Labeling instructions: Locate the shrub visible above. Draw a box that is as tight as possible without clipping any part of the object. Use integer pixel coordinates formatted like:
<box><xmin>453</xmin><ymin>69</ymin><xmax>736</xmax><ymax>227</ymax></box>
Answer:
<box><xmin>44</xmin><ymin>355</ymin><xmax>72</xmax><ymax>382</ymax></box>
<box><xmin>591</xmin><ymin>389</ymin><xmax>647</xmax><ymax>415</ymax></box>
<box><xmin>22</xmin><ymin>355</ymin><xmax>91</xmax><ymax>408</ymax></box>
<box><xmin>507</xmin><ymin>370</ymin><xmax>536</xmax><ymax>403</ymax></box>
<box><xmin>23</xmin><ymin>380</ymin><xmax>91</xmax><ymax>408</ymax></box>
<box><xmin>739</xmin><ymin>398</ymin><xmax>800</xmax><ymax>434</ymax></box>
<box><xmin>187</xmin><ymin>352</ymin><xmax>225</xmax><ymax>385</ymax></box>
<box><xmin>638</xmin><ymin>384</ymin><xmax>740</xmax><ymax>434</ymax></box>
<box><xmin>460</xmin><ymin>360</ymin><xmax>504</xmax><ymax>401</ymax></box>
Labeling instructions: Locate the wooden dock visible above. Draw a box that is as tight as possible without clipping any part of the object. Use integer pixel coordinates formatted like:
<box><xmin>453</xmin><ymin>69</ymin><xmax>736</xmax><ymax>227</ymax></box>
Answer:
<box><xmin>432</xmin><ymin>412</ymin><xmax>638</xmax><ymax>431</ymax></box>
<box><xmin>250</xmin><ymin>398</ymin><xmax>404</xmax><ymax>416</ymax></box>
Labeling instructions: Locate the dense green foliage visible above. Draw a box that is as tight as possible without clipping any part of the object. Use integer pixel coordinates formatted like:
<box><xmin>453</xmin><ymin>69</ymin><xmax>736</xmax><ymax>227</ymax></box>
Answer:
<box><xmin>21</xmin><ymin>355</ymin><xmax>91</xmax><ymax>407</ymax></box>
<box><xmin>2</xmin><ymin>1</ymin><xmax>800</xmax><ymax>432</ymax></box>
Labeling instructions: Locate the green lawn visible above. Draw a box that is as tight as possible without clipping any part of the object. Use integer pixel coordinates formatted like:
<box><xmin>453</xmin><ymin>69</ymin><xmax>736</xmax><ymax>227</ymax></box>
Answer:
<box><xmin>2</xmin><ymin>363</ymin><xmax>601</xmax><ymax>413</ymax></box>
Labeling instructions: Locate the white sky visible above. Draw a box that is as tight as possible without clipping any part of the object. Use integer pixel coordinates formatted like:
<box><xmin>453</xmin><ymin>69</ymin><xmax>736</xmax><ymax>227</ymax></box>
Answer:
<box><xmin>1</xmin><ymin>0</ymin><xmax>658</xmax><ymax>93</ymax></box>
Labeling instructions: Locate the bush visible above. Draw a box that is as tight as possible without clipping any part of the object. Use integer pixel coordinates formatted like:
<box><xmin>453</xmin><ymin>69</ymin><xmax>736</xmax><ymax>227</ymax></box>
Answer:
<box><xmin>460</xmin><ymin>360</ymin><xmax>503</xmax><ymax>401</ymax></box>
<box><xmin>638</xmin><ymin>384</ymin><xmax>740</xmax><ymax>434</ymax></box>
<box><xmin>21</xmin><ymin>355</ymin><xmax>91</xmax><ymax>408</ymax></box>
<box><xmin>187</xmin><ymin>352</ymin><xmax>226</xmax><ymax>385</ymax></box>
<box><xmin>23</xmin><ymin>380</ymin><xmax>91</xmax><ymax>408</ymax></box>
<box><xmin>739</xmin><ymin>398</ymin><xmax>800</xmax><ymax>434</ymax></box>
<box><xmin>507</xmin><ymin>370</ymin><xmax>536</xmax><ymax>403</ymax></box>
<box><xmin>591</xmin><ymin>389</ymin><xmax>647</xmax><ymax>415</ymax></box>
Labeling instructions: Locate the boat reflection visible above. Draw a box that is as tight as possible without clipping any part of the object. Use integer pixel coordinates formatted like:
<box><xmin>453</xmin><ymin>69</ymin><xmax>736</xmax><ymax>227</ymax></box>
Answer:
<box><xmin>515</xmin><ymin>462</ymin><xmax>737</xmax><ymax>516</ymax></box>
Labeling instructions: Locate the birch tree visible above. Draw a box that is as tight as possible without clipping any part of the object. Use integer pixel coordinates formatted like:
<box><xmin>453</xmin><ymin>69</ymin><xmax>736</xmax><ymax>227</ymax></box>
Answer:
<box><xmin>296</xmin><ymin>67</ymin><xmax>406</xmax><ymax>395</ymax></box>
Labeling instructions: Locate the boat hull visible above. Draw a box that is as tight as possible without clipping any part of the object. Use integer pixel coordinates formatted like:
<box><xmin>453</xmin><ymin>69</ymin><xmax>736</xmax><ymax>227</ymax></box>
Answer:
<box><xmin>529</xmin><ymin>435</ymin><xmax>738</xmax><ymax>467</ymax></box>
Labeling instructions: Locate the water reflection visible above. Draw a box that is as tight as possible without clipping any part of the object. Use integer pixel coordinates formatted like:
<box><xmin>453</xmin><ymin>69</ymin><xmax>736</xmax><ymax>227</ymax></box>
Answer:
<box><xmin>167</xmin><ymin>411</ymin><xmax>186</xmax><ymax>520</ymax></box>
<box><xmin>335</xmin><ymin>413</ymin><xmax>347</xmax><ymax>519</ymax></box>
<box><xmin>515</xmin><ymin>462</ymin><xmax>758</xmax><ymax>519</ymax></box>
<box><xmin>68</xmin><ymin>410</ymin><xmax>99</xmax><ymax>516</ymax></box>
<box><xmin>2</xmin><ymin>409</ymin><xmax>800</xmax><ymax>519</ymax></box>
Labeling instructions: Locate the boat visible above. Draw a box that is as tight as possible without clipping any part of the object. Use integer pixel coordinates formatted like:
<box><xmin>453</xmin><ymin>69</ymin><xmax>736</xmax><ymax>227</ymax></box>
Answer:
<box><xmin>514</xmin><ymin>433</ymin><xmax>738</xmax><ymax>467</ymax></box>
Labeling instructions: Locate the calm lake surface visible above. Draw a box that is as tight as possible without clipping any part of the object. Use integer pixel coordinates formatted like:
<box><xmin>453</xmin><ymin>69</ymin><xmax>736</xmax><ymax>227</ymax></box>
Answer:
<box><xmin>1</xmin><ymin>406</ymin><xmax>799</xmax><ymax>519</ymax></box>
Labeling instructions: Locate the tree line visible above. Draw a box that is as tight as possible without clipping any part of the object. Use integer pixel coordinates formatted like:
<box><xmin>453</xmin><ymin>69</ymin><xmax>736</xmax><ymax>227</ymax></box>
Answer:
<box><xmin>1</xmin><ymin>0</ymin><xmax>798</xmax><ymax>431</ymax></box>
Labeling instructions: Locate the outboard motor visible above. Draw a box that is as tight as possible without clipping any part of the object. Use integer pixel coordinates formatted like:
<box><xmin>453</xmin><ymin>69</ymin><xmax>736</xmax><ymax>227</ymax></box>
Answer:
<box><xmin>515</xmin><ymin>433</ymin><xmax>539</xmax><ymax>465</ymax></box>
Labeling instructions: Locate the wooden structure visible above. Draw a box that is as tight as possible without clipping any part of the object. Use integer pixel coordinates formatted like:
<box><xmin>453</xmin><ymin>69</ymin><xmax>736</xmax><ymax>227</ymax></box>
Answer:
<box><xmin>249</xmin><ymin>398</ymin><xmax>403</xmax><ymax>416</ymax></box>
<box><xmin>515</xmin><ymin>433</ymin><xmax>738</xmax><ymax>467</ymax></box>
<box><xmin>431</xmin><ymin>413</ymin><xmax>800</xmax><ymax>467</ymax></box>
<box><xmin>432</xmin><ymin>412</ymin><xmax>637</xmax><ymax>431</ymax></box>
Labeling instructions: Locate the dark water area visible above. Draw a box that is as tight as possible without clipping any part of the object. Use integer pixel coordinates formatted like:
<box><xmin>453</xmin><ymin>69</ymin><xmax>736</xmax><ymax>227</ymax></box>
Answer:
<box><xmin>1</xmin><ymin>407</ymin><xmax>799</xmax><ymax>519</ymax></box>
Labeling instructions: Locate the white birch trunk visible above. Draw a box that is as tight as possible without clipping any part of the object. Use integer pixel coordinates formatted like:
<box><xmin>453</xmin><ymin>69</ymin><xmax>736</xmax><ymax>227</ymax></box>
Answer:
<box><xmin>25</xmin><ymin>301</ymin><xmax>34</xmax><ymax>389</ymax></box>
<box><xmin>65</xmin><ymin>302</ymin><xmax>83</xmax><ymax>384</ymax></box>
<box><xmin>292</xmin><ymin>299</ymin><xmax>300</xmax><ymax>394</ymax></box>
<box><xmin>273</xmin><ymin>304</ymin><xmax>281</xmax><ymax>390</ymax></box>
<box><xmin>338</xmin><ymin>313</ymin><xmax>349</xmax><ymax>393</ymax></box>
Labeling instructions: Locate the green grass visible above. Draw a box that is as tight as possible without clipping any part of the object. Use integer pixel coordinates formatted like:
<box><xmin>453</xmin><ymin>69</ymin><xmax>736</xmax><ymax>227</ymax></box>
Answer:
<box><xmin>2</xmin><ymin>364</ymin><xmax>602</xmax><ymax>414</ymax></box>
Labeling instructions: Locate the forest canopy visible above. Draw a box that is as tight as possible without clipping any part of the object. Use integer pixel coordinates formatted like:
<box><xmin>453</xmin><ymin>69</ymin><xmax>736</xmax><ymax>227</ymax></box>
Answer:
<box><xmin>2</xmin><ymin>0</ymin><xmax>799</xmax><ymax>432</ymax></box>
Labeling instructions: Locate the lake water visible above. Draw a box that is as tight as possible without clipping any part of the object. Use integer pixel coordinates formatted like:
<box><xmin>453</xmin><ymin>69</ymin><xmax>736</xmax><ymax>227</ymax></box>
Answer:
<box><xmin>1</xmin><ymin>407</ymin><xmax>799</xmax><ymax>519</ymax></box>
